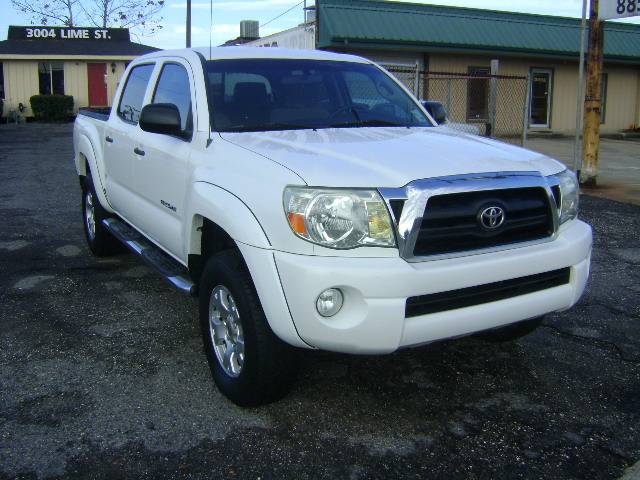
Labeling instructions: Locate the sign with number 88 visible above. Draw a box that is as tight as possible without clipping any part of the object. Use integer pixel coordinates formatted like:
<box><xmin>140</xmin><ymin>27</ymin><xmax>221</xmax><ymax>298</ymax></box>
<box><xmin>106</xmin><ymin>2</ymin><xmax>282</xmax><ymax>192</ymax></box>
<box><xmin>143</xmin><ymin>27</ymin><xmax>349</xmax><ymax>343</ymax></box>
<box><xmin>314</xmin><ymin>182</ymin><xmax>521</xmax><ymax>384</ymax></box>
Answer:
<box><xmin>603</xmin><ymin>0</ymin><xmax>640</xmax><ymax>19</ymax></box>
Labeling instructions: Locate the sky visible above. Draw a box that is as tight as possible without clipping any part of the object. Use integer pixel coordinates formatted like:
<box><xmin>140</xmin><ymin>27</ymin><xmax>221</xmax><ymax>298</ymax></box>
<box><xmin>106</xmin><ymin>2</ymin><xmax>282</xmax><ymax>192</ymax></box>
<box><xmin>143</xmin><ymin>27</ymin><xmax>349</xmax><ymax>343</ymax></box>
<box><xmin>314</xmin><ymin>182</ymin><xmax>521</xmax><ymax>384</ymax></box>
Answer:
<box><xmin>1</xmin><ymin>0</ymin><xmax>639</xmax><ymax>48</ymax></box>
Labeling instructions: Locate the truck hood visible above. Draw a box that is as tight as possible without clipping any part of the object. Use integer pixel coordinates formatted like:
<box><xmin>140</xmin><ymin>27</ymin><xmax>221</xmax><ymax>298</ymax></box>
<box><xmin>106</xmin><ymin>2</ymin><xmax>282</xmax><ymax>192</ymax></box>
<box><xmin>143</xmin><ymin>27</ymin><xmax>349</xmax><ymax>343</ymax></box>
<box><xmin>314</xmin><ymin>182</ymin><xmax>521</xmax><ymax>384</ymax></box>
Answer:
<box><xmin>220</xmin><ymin>127</ymin><xmax>565</xmax><ymax>188</ymax></box>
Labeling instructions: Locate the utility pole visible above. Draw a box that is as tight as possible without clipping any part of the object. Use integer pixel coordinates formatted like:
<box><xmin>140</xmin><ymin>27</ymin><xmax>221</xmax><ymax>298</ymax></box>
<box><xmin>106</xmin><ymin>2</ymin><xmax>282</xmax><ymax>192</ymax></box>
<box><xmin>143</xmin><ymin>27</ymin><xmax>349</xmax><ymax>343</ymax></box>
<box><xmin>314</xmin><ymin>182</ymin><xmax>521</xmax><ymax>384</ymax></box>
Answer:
<box><xmin>581</xmin><ymin>0</ymin><xmax>604</xmax><ymax>186</ymax></box>
<box><xmin>572</xmin><ymin>0</ymin><xmax>589</xmax><ymax>174</ymax></box>
<box><xmin>186</xmin><ymin>0</ymin><xmax>192</xmax><ymax>48</ymax></box>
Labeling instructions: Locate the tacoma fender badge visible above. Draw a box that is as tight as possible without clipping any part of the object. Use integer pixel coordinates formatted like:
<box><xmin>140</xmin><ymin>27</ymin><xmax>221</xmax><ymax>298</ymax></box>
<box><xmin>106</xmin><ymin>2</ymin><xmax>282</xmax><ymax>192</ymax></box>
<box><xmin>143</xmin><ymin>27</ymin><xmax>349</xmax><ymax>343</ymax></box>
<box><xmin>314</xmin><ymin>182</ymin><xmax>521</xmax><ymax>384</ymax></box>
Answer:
<box><xmin>161</xmin><ymin>199</ymin><xmax>177</xmax><ymax>212</ymax></box>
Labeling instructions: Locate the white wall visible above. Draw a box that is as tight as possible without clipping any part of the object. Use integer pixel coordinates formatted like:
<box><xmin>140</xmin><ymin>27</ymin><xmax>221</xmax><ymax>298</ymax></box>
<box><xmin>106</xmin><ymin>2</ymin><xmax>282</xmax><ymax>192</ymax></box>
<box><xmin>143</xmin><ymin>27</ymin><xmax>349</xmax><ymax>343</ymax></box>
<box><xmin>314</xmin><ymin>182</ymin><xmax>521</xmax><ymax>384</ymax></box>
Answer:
<box><xmin>2</xmin><ymin>61</ymin><xmax>39</xmax><ymax>117</ymax></box>
<box><xmin>2</xmin><ymin>59</ymin><xmax>129</xmax><ymax>116</ymax></box>
<box><xmin>245</xmin><ymin>25</ymin><xmax>315</xmax><ymax>50</ymax></box>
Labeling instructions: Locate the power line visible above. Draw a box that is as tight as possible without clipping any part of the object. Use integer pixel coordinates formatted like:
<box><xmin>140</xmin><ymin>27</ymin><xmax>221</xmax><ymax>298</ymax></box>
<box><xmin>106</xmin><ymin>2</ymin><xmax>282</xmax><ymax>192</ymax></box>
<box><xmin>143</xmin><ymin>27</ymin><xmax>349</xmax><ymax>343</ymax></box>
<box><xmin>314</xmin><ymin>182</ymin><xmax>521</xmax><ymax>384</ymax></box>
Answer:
<box><xmin>261</xmin><ymin>1</ymin><xmax>305</xmax><ymax>28</ymax></box>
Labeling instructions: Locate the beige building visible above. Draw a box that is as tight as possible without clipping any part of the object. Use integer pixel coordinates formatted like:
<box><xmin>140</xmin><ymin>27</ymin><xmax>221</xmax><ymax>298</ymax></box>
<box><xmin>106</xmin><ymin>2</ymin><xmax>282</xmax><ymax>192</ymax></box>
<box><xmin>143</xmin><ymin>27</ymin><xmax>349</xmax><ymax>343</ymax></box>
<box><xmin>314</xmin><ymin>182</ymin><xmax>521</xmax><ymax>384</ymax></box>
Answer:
<box><xmin>0</xmin><ymin>26</ymin><xmax>157</xmax><ymax>118</ymax></box>
<box><xmin>246</xmin><ymin>0</ymin><xmax>640</xmax><ymax>136</ymax></box>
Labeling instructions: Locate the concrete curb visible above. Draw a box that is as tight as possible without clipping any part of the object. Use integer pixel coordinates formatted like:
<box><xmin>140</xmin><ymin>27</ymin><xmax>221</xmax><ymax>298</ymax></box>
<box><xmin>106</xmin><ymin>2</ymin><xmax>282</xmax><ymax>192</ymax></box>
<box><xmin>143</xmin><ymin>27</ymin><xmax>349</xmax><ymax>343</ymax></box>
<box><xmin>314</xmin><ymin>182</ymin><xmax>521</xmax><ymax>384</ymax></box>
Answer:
<box><xmin>601</xmin><ymin>131</ymin><xmax>640</xmax><ymax>140</ymax></box>
<box><xmin>526</xmin><ymin>131</ymin><xmax>640</xmax><ymax>141</ymax></box>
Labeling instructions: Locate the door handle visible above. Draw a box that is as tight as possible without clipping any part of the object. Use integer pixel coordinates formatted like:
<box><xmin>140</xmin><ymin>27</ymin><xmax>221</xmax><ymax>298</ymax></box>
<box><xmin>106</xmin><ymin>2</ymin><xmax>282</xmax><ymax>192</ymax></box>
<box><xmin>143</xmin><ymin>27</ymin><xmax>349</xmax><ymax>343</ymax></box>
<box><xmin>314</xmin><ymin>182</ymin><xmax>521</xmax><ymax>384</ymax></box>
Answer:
<box><xmin>105</xmin><ymin>135</ymin><xmax>113</xmax><ymax>143</ymax></box>
<box><xmin>133</xmin><ymin>147</ymin><xmax>145</xmax><ymax>156</ymax></box>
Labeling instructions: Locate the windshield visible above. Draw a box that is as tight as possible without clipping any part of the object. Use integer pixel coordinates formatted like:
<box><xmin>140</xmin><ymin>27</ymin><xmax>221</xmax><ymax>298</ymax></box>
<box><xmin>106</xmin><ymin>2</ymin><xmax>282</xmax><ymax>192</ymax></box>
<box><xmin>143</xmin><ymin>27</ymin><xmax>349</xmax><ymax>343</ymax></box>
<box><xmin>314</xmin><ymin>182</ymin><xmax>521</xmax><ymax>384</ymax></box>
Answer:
<box><xmin>205</xmin><ymin>59</ymin><xmax>433</xmax><ymax>132</ymax></box>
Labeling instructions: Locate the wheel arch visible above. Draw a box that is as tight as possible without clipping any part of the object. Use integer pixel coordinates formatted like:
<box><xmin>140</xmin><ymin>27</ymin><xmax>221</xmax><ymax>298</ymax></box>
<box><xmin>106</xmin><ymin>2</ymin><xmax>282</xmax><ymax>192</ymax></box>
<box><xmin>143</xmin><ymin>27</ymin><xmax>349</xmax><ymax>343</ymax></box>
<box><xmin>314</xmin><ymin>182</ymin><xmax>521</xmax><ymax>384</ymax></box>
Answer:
<box><xmin>185</xmin><ymin>182</ymin><xmax>271</xmax><ymax>283</ymax></box>
<box><xmin>184</xmin><ymin>183</ymin><xmax>309</xmax><ymax>349</ymax></box>
<box><xmin>75</xmin><ymin>134</ymin><xmax>112</xmax><ymax>212</ymax></box>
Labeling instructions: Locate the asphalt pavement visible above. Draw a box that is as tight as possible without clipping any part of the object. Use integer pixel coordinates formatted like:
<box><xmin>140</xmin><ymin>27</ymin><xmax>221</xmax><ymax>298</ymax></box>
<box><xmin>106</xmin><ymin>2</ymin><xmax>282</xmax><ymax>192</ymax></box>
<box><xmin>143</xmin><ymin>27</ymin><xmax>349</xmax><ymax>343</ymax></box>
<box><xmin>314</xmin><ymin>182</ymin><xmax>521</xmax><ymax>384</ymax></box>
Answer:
<box><xmin>0</xmin><ymin>123</ymin><xmax>639</xmax><ymax>479</ymax></box>
<box><xmin>527</xmin><ymin>137</ymin><xmax>640</xmax><ymax>206</ymax></box>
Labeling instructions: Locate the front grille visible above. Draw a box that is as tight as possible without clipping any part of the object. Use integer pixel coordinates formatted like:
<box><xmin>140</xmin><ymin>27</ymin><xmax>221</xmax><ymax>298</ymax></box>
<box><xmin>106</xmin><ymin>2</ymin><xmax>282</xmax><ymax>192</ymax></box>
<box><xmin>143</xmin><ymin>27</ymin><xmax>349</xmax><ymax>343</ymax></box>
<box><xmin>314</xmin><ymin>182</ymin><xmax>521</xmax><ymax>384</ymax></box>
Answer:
<box><xmin>413</xmin><ymin>187</ymin><xmax>554</xmax><ymax>257</ymax></box>
<box><xmin>405</xmin><ymin>268</ymin><xmax>571</xmax><ymax>318</ymax></box>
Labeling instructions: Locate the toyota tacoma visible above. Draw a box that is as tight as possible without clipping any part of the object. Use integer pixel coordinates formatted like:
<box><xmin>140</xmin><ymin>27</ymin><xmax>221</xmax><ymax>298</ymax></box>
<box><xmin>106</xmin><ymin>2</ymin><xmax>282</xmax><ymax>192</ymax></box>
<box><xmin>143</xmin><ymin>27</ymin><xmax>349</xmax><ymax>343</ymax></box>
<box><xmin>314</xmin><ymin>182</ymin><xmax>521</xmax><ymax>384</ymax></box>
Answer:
<box><xmin>73</xmin><ymin>47</ymin><xmax>592</xmax><ymax>406</ymax></box>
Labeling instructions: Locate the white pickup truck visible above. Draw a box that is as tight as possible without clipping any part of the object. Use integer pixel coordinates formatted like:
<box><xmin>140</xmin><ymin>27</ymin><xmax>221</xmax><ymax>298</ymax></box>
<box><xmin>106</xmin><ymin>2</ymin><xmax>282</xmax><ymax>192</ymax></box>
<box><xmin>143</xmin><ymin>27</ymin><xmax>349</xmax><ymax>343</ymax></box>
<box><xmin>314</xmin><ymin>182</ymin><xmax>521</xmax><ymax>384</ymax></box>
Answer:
<box><xmin>74</xmin><ymin>47</ymin><xmax>592</xmax><ymax>406</ymax></box>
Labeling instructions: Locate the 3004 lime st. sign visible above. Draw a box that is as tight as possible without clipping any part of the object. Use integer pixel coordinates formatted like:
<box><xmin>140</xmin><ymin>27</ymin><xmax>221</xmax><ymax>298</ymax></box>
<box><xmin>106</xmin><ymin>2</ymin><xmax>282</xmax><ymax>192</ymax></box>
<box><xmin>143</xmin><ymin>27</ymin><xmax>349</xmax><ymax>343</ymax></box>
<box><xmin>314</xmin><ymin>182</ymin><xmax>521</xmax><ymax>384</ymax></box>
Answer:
<box><xmin>7</xmin><ymin>26</ymin><xmax>129</xmax><ymax>41</ymax></box>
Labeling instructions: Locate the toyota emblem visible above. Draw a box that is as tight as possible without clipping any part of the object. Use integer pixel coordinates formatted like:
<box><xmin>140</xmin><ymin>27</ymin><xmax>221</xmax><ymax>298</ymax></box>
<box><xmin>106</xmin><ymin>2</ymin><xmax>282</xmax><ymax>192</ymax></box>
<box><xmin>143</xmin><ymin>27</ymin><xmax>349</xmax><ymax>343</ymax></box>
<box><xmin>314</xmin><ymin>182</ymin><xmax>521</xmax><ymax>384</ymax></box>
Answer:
<box><xmin>479</xmin><ymin>206</ymin><xmax>506</xmax><ymax>230</ymax></box>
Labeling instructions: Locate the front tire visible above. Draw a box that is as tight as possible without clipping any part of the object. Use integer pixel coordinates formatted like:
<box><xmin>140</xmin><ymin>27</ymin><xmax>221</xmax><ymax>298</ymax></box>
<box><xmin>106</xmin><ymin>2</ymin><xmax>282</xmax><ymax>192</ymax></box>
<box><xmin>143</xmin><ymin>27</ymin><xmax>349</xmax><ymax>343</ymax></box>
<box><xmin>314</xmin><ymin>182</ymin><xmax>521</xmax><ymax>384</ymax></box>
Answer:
<box><xmin>199</xmin><ymin>250</ymin><xmax>298</xmax><ymax>407</ymax></box>
<box><xmin>81</xmin><ymin>172</ymin><xmax>120</xmax><ymax>257</ymax></box>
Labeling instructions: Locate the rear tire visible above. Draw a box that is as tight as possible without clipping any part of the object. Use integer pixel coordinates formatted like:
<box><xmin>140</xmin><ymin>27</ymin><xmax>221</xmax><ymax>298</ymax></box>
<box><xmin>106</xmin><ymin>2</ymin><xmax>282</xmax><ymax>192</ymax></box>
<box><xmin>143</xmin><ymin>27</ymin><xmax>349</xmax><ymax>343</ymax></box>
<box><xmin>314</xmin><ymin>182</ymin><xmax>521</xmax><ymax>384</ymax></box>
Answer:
<box><xmin>81</xmin><ymin>172</ymin><xmax>120</xmax><ymax>257</ymax></box>
<box><xmin>478</xmin><ymin>317</ymin><xmax>543</xmax><ymax>343</ymax></box>
<box><xmin>199</xmin><ymin>250</ymin><xmax>298</xmax><ymax>407</ymax></box>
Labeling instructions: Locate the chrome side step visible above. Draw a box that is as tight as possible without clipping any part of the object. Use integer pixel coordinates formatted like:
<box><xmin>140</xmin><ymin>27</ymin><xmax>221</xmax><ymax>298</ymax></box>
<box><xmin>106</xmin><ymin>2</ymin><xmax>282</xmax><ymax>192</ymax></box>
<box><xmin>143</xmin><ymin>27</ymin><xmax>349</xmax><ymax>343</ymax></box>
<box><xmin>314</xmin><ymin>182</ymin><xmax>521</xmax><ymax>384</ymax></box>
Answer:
<box><xmin>102</xmin><ymin>218</ymin><xmax>196</xmax><ymax>296</ymax></box>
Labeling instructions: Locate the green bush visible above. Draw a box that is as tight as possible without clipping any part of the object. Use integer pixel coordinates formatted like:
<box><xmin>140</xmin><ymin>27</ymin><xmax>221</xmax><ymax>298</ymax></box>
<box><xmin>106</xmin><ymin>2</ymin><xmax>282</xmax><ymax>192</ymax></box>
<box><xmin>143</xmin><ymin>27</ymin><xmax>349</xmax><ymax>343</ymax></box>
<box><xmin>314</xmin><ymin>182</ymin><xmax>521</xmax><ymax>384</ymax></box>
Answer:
<box><xmin>29</xmin><ymin>95</ymin><xmax>74</xmax><ymax>122</ymax></box>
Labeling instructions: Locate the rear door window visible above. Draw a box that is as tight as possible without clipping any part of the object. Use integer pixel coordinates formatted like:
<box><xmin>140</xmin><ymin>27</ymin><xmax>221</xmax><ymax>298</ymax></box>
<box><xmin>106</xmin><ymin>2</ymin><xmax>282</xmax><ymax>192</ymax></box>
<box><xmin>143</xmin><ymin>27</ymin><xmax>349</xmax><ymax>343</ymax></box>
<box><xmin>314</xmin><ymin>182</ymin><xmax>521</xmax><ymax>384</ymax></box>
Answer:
<box><xmin>117</xmin><ymin>63</ymin><xmax>155</xmax><ymax>124</ymax></box>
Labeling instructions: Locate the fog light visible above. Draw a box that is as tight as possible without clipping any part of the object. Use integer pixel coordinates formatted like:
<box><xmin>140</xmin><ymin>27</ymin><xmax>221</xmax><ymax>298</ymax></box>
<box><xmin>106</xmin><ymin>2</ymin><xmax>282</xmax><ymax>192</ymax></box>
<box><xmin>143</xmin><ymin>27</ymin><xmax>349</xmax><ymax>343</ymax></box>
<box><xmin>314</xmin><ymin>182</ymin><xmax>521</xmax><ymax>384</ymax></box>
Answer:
<box><xmin>316</xmin><ymin>288</ymin><xmax>344</xmax><ymax>317</ymax></box>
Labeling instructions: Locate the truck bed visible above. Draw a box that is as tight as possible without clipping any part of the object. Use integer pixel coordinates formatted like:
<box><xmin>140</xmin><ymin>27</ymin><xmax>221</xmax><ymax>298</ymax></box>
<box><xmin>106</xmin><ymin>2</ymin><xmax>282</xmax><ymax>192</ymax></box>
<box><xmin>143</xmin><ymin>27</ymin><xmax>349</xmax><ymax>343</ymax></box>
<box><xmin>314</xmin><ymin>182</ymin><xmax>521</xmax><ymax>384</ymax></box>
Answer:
<box><xmin>78</xmin><ymin>107</ymin><xmax>111</xmax><ymax>122</ymax></box>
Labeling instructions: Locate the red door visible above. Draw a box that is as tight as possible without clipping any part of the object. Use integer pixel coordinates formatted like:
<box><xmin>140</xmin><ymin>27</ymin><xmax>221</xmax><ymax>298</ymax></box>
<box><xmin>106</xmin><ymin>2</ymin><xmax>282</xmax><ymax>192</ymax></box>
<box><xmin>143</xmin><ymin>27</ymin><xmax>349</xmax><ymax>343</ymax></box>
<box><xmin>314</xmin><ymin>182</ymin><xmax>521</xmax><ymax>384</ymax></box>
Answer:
<box><xmin>87</xmin><ymin>63</ymin><xmax>108</xmax><ymax>106</ymax></box>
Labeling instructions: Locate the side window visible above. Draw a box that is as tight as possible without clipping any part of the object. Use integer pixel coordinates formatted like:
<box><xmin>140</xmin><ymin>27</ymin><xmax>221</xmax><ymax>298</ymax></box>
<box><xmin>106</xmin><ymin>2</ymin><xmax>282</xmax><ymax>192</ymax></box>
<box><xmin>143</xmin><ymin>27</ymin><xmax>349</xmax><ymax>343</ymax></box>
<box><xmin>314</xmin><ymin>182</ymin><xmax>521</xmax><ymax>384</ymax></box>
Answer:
<box><xmin>117</xmin><ymin>63</ymin><xmax>154</xmax><ymax>124</ymax></box>
<box><xmin>152</xmin><ymin>63</ymin><xmax>193</xmax><ymax>136</ymax></box>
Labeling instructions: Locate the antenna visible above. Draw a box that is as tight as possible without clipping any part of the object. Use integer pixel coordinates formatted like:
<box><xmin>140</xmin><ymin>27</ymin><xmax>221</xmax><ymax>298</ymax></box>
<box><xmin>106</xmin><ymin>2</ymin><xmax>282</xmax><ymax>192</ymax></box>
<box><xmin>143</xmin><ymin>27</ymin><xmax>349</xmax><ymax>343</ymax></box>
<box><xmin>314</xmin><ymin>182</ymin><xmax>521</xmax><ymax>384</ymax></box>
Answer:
<box><xmin>206</xmin><ymin>0</ymin><xmax>213</xmax><ymax>147</ymax></box>
<box><xmin>186</xmin><ymin>0</ymin><xmax>191</xmax><ymax>47</ymax></box>
<box><xmin>209</xmin><ymin>0</ymin><xmax>213</xmax><ymax>60</ymax></box>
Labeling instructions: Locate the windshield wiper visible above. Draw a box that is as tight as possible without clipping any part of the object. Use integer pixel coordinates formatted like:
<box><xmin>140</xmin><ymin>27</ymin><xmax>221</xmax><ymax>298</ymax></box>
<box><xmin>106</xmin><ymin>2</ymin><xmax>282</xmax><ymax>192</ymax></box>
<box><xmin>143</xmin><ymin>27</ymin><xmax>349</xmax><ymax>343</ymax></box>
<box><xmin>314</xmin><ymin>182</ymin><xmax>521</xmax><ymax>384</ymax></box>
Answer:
<box><xmin>221</xmin><ymin>123</ymin><xmax>316</xmax><ymax>133</ymax></box>
<box><xmin>329</xmin><ymin>119</ymin><xmax>407</xmax><ymax>129</ymax></box>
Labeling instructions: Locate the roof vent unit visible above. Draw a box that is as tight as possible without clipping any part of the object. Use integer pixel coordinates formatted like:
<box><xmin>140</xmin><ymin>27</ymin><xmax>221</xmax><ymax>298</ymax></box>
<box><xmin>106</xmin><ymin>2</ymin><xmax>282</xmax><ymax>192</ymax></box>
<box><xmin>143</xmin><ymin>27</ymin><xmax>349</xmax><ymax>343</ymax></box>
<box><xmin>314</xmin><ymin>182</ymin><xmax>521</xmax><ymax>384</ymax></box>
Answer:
<box><xmin>240</xmin><ymin>20</ymin><xmax>259</xmax><ymax>40</ymax></box>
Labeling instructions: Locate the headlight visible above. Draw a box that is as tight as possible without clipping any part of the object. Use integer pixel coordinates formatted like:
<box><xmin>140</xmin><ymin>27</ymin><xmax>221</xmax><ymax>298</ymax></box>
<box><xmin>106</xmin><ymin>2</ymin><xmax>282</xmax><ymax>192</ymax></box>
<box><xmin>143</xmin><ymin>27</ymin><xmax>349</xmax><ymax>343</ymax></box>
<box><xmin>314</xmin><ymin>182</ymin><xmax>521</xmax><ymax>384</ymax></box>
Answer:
<box><xmin>550</xmin><ymin>169</ymin><xmax>579</xmax><ymax>224</ymax></box>
<box><xmin>283</xmin><ymin>187</ymin><xmax>396</xmax><ymax>249</ymax></box>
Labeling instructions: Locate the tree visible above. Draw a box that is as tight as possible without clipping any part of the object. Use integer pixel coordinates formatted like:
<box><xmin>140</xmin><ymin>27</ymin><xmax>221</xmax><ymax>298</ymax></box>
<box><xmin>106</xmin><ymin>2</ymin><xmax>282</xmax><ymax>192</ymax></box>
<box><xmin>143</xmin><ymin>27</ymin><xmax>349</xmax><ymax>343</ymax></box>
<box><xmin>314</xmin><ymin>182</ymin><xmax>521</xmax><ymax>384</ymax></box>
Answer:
<box><xmin>80</xmin><ymin>0</ymin><xmax>165</xmax><ymax>35</ymax></box>
<box><xmin>11</xmin><ymin>0</ymin><xmax>80</xmax><ymax>26</ymax></box>
<box><xmin>11</xmin><ymin>0</ymin><xmax>165</xmax><ymax>36</ymax></box>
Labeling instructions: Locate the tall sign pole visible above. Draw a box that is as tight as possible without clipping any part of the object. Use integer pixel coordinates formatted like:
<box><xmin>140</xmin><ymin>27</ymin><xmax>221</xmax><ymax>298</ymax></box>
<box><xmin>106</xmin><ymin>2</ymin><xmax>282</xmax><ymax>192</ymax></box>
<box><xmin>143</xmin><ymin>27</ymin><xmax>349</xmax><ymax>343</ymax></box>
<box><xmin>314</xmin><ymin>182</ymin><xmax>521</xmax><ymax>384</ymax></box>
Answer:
<box><xmin>572</xmin><ymin>0</ymin><xmax>589</xmax><ymax>174</ymax></box>
<box><xmin>186</xmin><ymin>0</ymin><xmax>192</xmax><ymax>48</ymax></box>
<box><xmin>581</xmin><ymin>0</ymin><xmax>640</xmax><ymax>185</ymax></box>
<box><xmin>581</xmin><ymin>0</ymin><xmax>604</xmax><ymax>186</ymax></box>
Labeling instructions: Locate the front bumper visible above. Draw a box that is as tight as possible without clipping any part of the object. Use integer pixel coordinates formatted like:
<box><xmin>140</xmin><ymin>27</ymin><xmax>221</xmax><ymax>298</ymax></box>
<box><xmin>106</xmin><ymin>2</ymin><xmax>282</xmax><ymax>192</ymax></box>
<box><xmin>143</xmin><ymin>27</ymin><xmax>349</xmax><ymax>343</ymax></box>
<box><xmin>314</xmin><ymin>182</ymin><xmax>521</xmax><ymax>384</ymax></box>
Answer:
<box><xmin>271</xmin><ymin>219</ymin><xmax>592</xmax><ymax>354</ymax></box>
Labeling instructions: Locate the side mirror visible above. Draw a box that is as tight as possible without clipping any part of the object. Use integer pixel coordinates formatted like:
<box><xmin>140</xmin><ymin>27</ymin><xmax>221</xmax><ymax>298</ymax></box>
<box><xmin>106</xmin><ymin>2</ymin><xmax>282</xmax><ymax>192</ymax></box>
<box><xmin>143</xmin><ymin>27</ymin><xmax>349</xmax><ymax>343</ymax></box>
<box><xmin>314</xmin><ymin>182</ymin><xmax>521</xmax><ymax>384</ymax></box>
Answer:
<box><xmin>422</xmin><ymin>101</ymin><xmax>447</xmax><ymax>125</ymax></box>
<box><xmin>433</xmin><ymin>110</ymin><xmax>447</xmax><ymax>125</ymax></box>
<box><xmin>139</xmin><ymin>103</ymin><xmax>182</xmax><ymax>136</ymax></box>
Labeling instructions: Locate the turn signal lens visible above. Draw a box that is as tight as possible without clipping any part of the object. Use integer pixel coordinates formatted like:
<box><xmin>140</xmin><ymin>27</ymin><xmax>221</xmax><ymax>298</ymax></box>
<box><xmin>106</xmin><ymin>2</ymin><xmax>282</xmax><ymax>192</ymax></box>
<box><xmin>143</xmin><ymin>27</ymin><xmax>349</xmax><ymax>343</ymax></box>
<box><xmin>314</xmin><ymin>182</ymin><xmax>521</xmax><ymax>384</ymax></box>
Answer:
<box><xmin>548</xmin><ymin>169</ymin><xmax>580</xmax><ymax>224</ymax></box>
<box><xmin>287</xmin><ymin>212</ymin><xmax>307</xmax><ymax>235</ymax></box>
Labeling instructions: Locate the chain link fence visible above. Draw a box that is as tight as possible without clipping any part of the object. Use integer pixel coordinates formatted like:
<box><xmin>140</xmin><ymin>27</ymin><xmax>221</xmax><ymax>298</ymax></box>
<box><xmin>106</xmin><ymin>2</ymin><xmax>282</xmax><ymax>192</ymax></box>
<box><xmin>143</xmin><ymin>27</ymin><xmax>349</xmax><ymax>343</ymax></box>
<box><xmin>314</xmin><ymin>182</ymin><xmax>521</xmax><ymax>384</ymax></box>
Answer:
<box><xmin>385</xmin><ymin>65</ymin><xmax>530</xmax><ymax>146</ymax></box>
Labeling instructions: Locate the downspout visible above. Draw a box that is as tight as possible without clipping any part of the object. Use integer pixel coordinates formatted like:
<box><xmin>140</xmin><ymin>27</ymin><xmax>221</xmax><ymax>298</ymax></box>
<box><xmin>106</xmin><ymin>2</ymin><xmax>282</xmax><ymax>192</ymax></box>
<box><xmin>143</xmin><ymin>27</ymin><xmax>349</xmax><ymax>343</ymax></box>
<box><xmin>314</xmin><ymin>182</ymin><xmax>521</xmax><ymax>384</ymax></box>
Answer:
<box><xmin>315</xmin><ymin>0</ymin><xmax>320</xmax><ymax>49</ymax></box>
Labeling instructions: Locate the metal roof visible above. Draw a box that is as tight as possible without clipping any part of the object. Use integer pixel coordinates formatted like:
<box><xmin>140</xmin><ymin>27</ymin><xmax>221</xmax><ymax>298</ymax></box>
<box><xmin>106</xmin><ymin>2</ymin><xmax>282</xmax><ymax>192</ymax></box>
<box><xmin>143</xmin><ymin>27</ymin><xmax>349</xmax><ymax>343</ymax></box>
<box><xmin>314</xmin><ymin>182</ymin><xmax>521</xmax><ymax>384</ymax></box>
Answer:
<box><xmin>317</xmin><ymin>0</ymin><xmax>640</xmax><ymax>63</ymax></box>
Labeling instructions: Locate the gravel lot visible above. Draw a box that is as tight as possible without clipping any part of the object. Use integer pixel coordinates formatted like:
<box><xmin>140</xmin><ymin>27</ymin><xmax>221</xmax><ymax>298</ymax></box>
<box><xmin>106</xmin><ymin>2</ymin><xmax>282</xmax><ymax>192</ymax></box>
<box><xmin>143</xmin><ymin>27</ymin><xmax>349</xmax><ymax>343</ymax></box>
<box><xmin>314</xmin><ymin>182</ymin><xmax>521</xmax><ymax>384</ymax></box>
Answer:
<box><xmin>1</xmin><ymin>123</ymin><xmax>639</xmax><ymax>479</ymax></box>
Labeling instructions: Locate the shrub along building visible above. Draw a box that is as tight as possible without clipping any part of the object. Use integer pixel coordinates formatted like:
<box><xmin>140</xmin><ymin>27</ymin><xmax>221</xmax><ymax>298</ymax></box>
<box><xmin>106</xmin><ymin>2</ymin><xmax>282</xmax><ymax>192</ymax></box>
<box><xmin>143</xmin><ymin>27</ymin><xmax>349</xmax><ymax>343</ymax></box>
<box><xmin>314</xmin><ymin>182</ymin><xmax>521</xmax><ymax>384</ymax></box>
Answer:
<box><xmin>0</xmin><ymin>26</ymin><xmax>158</xmax><ymax>118</ymax></box>
<box><xmin>245</xmin><ymin>0</ymin><xmax>640</xmax><ymax>137</ymax></box>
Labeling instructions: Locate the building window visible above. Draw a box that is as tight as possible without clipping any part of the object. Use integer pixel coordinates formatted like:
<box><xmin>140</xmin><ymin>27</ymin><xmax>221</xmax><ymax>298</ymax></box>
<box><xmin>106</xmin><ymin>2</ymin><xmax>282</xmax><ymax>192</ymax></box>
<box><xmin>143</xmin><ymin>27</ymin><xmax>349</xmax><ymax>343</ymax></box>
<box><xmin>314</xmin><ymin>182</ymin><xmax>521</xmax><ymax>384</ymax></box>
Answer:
<box><xmin>0</xmin><ymin>62</ymin><xmax>4</xmax><ymax>99</ymax></box>
<box><xmin>467</xmin><ymin>67</ymin><xmax>490</xmax><ymax>121</ymax></box>
<box><xmin>38</xmin><ymin>62</ymin><xmax>64</xmax><ymax>95</ymax></box>
<box><xmin>601</xmin><ymin>73</ymin><xmax>608</xmax><ymax>124</ymax></box>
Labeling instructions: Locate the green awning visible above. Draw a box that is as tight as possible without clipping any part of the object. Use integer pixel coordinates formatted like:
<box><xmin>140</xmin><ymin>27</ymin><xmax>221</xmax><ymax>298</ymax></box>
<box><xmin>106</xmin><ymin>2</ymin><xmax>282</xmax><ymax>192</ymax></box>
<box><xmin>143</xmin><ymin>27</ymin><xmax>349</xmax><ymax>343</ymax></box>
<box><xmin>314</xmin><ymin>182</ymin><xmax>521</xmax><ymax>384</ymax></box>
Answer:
<box><xmin>317</xmin><ymin>0</ymin><xmax>640</xmax><ymax>63</ymax></box>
